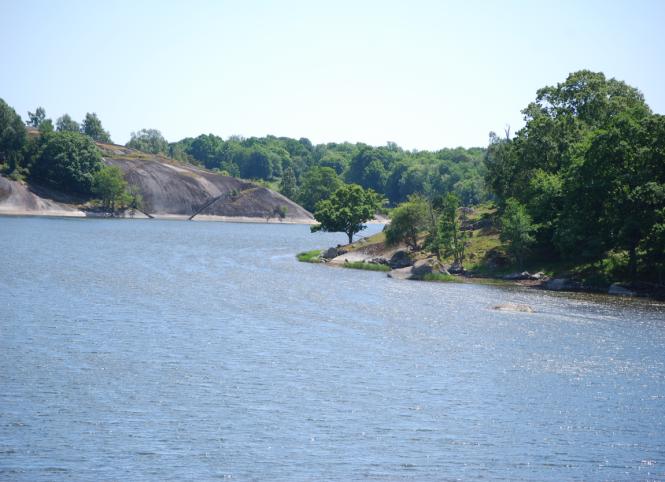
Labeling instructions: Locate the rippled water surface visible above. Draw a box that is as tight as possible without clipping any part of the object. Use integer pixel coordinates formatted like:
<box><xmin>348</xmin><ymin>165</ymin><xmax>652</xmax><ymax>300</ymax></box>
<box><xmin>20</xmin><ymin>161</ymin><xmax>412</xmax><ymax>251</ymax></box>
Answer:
<box><xmin>1</xmin><ymin>217</ymin><xmax>664</xmax><ymax>480</ymax></box>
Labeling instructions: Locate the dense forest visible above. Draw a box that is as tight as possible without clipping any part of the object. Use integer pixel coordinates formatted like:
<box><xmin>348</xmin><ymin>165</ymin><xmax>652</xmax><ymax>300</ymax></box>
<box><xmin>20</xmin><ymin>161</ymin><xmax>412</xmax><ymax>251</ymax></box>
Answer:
<box><xmin>379</xmin><ymin>70</ymin><xmax>664</xmax><ymax>286</ymax></box>
<box><xmin>485</xmin><ymin>70</ymin><xmax>664</xmax><ymax>283</ymax></box>
<box><xmin>163</xmin><ymin>135</ymin><xmax>487</xmax><ymax>210</ymax></box>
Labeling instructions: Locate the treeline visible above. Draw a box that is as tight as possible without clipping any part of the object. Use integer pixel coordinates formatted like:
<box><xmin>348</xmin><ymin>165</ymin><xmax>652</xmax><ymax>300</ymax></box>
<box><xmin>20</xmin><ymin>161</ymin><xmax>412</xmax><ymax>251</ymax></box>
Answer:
<box><xmin>0</xmin><ymin>101</ymin><xmax>136</xmax><ymax>211</ymax></box>
<box><xmin>166</xmin><ymin>135</ymin><xmax>487</xmax><ymax>209</ymax></box>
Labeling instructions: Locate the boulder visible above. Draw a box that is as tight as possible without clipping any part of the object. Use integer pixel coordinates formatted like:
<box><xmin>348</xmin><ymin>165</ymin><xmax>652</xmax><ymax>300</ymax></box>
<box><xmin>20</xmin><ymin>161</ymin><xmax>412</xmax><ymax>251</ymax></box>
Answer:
<box><xmin>321</xmin><ymin>247</ymin><xmax>338</xmax><ymax>259</ymax></box>
<box><xmin>387</xmin><ymin>267</ymin><xmax>412</xmax><ymax>280</ymax></box>
<box><xmin>545</xmin><ymin>278</ymin><xmax>572</xmax><ymax>291</ymax></box>
<box><xmin>608</xmin><ymin>283</ymin><xmax>637</xmax><ymax>297</ymax></box>
<box><xmin>493</xmin><ymin>303</ymin><xmax>534</xmax><ymax>313</ymax></box>
<box><xmin>389</xmin><ymin>250</ymin><xmax>413</xmax><ymax>269</ymax></box>
<box><xmin>448</xmin><ymin>261</ymin><xmax>464</xmax><ymax>274</ymax></box>
<box><xmin>502</xmin><ymin>271</ymin><xmax>534</xmax><ymax>281</ymax></box>
<box><xmin>410</xmin><ymin>259</ymin><xmax>435</xmax><ymax>279</ymax></box>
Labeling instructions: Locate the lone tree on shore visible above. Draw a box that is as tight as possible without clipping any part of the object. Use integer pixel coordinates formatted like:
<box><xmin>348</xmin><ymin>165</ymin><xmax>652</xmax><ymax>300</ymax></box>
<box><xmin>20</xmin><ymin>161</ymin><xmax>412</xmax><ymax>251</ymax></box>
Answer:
<box><xmin>311</xmin><ymin>184</ymin><xmax>383</xmax><ymax>244</ymax></box>
<box><xmin>385</xmin><ymin>195</ymin><xmax>429</xmax><ymax>250</ymax></box>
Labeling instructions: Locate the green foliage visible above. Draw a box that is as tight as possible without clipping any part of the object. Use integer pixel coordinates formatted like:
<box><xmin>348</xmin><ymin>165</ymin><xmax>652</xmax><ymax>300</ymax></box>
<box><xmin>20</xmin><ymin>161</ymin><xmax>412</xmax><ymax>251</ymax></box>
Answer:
<box><xmin>126</xmin><ymin>129</ymin><xmax>168</xmax><ymax>154</ymax></box>
<box><xmin>311</xmin><ymin>184</ymin><xmax>383</xmax><ymax>244</ymax></box>
<box><xmin>279</xmin><ymin>167</ymin><xmax>297</xmax><ymax>199</ymax></box>
<box><xmin>81</xmin><ymin>112</ymin><xmax>111</xmax><ymax>143</ymax></box>
<box><xmin>297</xmin><ymin>166</ymin><xmax>343</xmax><ymax>212</ymax></box>
<box><xmin>485</xmin><ymin>70</ymin><xmax>665</xmax><ymax>282</ymax></box>
<box><xmin>30</xmin><ymin>131</ymin><xmax>102</xmax><ymax>194</ymax></box>
<box><xmin>500</xmin><ymin>199</ymin><xmax>536</xmax><ymax>268</ymax></box>
<box><xmin>296</xmin><ymin>250</ymin><xmax>322</xmax><ymax>263</ymax></box>
<box><xmin>92</xmin><ymin>165</ymin><xmax>131</xmax><ymax>211</ymax></box>
<box><xmin>0</xmin><ymin>98</ymin><xmax>27</xmax><ymax>173</ymax></box>
<box><xmin>56</xmin><ymin>114</ymin><xmax>80</xmax><ymax>133</ymax></box>
<box><xmin>169</xmin><ymin>134</ymin><xmax>487</xmax><ymax>207</ymax></box>
<box><xmin>385</xmin><ymin>195</ymin><xmax>429</xmax><ymax>250</ymax></box>
<box><xmin>341</xmin><ymin>261</ymin><xmax>390</xmax><ymax>272</ymax></box>
<box><xmin>434</xmin><ymin>193</ymin><xmax>467</xmax><ymax>267</ymax></box>
<box><xmin>422</xmin><ymin>272</ymin><xmax>457</xmax><ymax>282</ymax></box>
<box><xmin>266</xmin><ymin>205</ymin><xmax>288</xmax><ymax>221</ymax></box>
<box><xmin>38</xmin><ymin>118</ymin><xmax>54</xmax><ymax>134</ymax></box>
<box><xmin>26</xmin><ymin>107</ymin><xmax>47</xmax><ymax>128</ymax></box>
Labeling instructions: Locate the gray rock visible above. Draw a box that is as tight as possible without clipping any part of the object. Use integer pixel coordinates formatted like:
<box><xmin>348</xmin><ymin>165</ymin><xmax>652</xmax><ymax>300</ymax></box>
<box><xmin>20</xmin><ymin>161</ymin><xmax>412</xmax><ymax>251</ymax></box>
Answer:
<box><xmin>389</xmin><ymin>250</ymin><xmax>413</xmax><ymax>269</ymax></box>
<box><xmin>545</xmin><ymin>278</ymin><xmax>572</xmax><ymax>291</ymax></box>
<box><xmin>321</xmin><ymin>247</ymin><xmax>338</xmax><ymax>259</ymax></box>
<box><xmin>410</xmin><ymin>259</ymin><xmax>434</xmax><ymax>279</ymax></box>
<box><xmin>493</xmin><ymin>303</ymin><xmax>534</xmax><ymax>313</ymax></box>
<box><xmin>387</xmin><ymin>267</ymin><xmax>412</xmax><ymax>280</ymax></box>
<box><xmin>448</xmin><ymin>261</ymin><xmax>464</xmax><ymax>274</ymax></box>
<box><xmin>608</xmin><ymin>283</ymin><xmax>637</xmax><ymax>297</ymax></box>
<box><xmin>502</xmin><ymin>271</ymin><xmax>532</xmax><ymax>281</ymax></box>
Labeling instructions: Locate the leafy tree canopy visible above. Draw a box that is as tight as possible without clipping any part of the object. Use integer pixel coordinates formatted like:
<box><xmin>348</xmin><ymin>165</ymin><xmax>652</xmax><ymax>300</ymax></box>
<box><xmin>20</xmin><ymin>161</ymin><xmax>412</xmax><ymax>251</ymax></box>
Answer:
<box><xmin>126</xmin><ymin>128</ymin><xmax>168</xmax><ymax>154</ymax></box>
<box><xmin>26</xmin><ymin>106</ymin><xmax>47</xmax><ymax>128</ymax></box>
<box><xmin>0</xmin><ymin>98</ymin><xmax>27</xmax><ymax>172</ymax></box>
<box><xmin>31</xmin><ymin>131</ymin><xmax>102</xmax><ymax>194</ymax></box>
<box><xmin>81</xmin><ymin>112</ymin><xmax>111</xmax><ymax>143</ymax></box>
<box><xmin>311</xmin><ymin>184</ymin><xmax>383</xmax><ymax>244</ymax></box>
<box><xmin>56</xmin><ymin>114</ymin><xmax>80</xmax><ymax>133</ymax></box>
<box><xmin>385</xmin><ymin>195</ymin><xmax>429</xmax><ymax>250</ymax></box>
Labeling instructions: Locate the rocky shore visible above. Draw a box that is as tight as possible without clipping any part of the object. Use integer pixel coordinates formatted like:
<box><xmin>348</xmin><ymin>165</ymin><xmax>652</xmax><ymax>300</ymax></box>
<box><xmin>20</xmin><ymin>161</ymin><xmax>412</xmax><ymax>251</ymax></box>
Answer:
<box><xmin>307</xmin><ymin>235</ymin><xmax>665</xmax><ymax>301</ymax></box>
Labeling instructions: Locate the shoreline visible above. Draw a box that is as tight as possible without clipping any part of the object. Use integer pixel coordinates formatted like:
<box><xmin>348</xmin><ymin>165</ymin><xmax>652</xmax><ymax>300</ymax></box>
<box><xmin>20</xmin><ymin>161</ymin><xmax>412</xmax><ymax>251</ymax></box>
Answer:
<box><xmin>0</xmin><ymin>209</ymin><xmax>317</xmax><ymax>225</ymax></box>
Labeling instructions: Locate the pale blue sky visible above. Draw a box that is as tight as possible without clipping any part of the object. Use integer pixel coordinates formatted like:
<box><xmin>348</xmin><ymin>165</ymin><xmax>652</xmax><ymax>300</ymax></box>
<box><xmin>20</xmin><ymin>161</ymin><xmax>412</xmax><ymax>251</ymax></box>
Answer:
<box><xmin>2</xmin><ymin>0</ymin><xmax>664</xmax><ymax>149</ymax></box>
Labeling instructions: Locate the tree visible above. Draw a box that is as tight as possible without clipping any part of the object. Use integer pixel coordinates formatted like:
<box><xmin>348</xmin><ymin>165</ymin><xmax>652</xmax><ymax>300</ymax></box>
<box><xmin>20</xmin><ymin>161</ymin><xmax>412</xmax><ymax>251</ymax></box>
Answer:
<box><xmin>385</xmin><ymin>196</ymin><xmax>429</xmax><ymax>250</ymax></box>
<box><xmin>311</xmin><ymin>184</ymin><xmax>383</xmax><ymax>244</ymax></box>
<box><xmin>126</xmin><ymin>128</ymin><xmax>168</xmax><ymax>154</ymax></box>
<box><xmin>26</xmin><ymin>107</ymin><xmax>46</xmax><ymax>128</ymax></box>
<box><xmin>38</xmin><ymin>118</ymin><xmax>54</xmax><ymax>134</ymax></box>
<box><xmin>92</xmin><ymin>165</ymin><xmax>131</xmax><ymax>212</ymax></box>
<box><xmin>30</xmin><ymin>131</ymin><xmax>102</xmax><ymax>194</ymax></box>
<box><xmin>279</xmin><ymin>166</ymin><xmax>297</xmax><ymax>200</ymax></box>
<box><xmin>500</xmin><ymin>199</ymin><xmax>536</xmax><ymax>268</ymax></box>
<box><xmin>0</xmin><ymin>99</ymin><xmax>27</xmax><ymax>173</ymax></box>
<box><xmin>435</xmin><ymin>193</ymin><xmax>467</xmax><ymax>267</ymax></box>
<box><xmin>81</xmin><ymin>112</ymin><xmax>111</xmax><ymax>143</ymax></box>
<box><xmin>56</xmin><ymin>114</ymin><xmax>80</xmax><ymax>133</ymax></box>
<box><xmin>297</xmin><ymin>166</ymin><xmax>342</xmax><ymax>212</ymax></box>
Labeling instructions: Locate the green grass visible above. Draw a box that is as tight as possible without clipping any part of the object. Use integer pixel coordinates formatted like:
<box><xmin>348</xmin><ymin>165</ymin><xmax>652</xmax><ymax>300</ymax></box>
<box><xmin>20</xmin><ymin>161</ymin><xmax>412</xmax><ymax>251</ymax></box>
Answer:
<box><xmin>341</xmin><ymin>261</ymin><xmax>391</xmax><ymax>272</ymax></box>
<box><xmin>422</xmin><ymin>272</ymin><xmax>458</xmax><ymax>282</ymax></box>
<box><xmin>296</xmin><ymin>250</ymin><xmax>322</xmax><ymax>263</ymax></box>
<box><xmin>344</xmin><ymin>231</ymin><xmax>386</xmax><ymax>251</ymax></box>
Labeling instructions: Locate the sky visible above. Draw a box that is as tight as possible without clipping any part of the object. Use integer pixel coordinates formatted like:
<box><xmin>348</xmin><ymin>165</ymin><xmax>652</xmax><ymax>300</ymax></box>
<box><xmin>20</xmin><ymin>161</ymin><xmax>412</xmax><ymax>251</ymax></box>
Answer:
<box><xmin>2</xmin><ymin>0</ymin><xmax>664</xmax><ymax>150</ymax></box>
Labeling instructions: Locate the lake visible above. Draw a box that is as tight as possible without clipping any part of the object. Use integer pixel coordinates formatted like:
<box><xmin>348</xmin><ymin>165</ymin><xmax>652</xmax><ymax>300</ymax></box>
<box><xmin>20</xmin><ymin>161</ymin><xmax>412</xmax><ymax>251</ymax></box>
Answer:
<box><xmin>1</xmin><ymin>217</ymin><xmax>664</xmax><ymax>480</ymax></box>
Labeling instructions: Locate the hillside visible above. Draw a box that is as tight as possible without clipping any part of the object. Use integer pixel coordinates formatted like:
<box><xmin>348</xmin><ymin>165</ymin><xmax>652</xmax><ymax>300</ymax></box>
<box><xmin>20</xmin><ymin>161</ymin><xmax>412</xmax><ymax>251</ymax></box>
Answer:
<box><xmin>0</xmin><ymin>139</ymin><xmax>314</xmax><ymax>223</ymax></box>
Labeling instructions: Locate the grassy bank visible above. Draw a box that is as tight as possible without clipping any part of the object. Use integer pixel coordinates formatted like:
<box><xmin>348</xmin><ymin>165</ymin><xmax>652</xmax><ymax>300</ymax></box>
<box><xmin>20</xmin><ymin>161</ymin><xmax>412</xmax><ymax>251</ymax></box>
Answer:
<box><xmin>296</xmin><ymin>250</ymin><xmax>321</xmax><ymax>263</ymax></box>
<box><xmin>341</xmin><ymin>261</ymin><xmax>390</xmax><ymax>272</ymax></box>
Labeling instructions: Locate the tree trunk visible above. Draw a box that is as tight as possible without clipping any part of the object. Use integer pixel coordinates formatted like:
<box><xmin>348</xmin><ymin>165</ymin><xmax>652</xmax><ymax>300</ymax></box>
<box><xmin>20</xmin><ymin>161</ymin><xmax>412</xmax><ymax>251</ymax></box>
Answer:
<box><xmin>347</xmin><ymin>232</ymin><xmax>353</xmax><ymax>245</ymax></box>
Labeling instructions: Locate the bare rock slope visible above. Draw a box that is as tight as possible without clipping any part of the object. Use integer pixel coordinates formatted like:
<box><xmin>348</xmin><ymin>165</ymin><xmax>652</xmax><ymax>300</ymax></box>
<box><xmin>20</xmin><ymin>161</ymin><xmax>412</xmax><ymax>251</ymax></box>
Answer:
<box><xmin>100</xmin><ymin>144</ymin><xmax>314</xmax><ymax>222</ymax></box>
<box><xmin>0</xmin><ymin>143</ymin><xmax>314</xmax><ymax>223</ymax></box>
<box><xmin>0</xmin><ymin>176</ymin><xmax>85</xmax><ymax>217</ymax></box>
